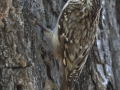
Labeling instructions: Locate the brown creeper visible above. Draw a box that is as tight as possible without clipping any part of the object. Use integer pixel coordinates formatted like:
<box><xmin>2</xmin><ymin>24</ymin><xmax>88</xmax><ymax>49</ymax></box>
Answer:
<box><xmin>33</xmin><ymin>0</ymin><xmax>101</xmax><ymax>90</ymax></box>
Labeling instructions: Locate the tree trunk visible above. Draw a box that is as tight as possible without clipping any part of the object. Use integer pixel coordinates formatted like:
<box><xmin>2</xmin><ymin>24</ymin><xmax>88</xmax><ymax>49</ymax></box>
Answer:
<box><xmin>0</xmin><ymin>0</ymin><xmax>119</xmax><ymax>90</ymax></box>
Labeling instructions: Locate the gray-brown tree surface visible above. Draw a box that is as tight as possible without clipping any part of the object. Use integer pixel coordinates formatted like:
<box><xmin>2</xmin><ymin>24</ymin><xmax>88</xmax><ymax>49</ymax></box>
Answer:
<box><xmin>0</xmin><ymin>0</ymin><xmax>120</xmax><ymax>90</ymax></box>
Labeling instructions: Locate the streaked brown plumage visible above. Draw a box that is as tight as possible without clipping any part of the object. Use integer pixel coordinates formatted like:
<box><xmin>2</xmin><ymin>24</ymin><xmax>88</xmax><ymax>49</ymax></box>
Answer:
<box><xmin>33</xmin><ymin>0</ymin><xmax>101</xmax><ymax>90</ymax></box>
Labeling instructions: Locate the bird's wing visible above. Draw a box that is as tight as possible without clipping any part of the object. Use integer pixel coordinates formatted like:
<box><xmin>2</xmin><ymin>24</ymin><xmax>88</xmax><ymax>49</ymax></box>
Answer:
<box><xmin>57</xmin><ymin>1</ymin><xmax>101</xmax><ymax>90</ymax></box>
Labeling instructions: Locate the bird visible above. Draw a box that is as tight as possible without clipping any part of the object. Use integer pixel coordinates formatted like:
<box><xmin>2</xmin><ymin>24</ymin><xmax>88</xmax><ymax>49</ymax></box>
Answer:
<box><xmin>31</xmin><ymin>0</ymin><xmax>101</xmax><ymax>90</ymax></box>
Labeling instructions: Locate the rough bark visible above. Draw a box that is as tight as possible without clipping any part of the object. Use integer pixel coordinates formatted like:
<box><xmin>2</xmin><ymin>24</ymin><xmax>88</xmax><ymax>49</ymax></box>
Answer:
<box><xmin>0</xmin><ymin>0</ymin><xmax>120</xmax><ymax>90</ymax></box>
